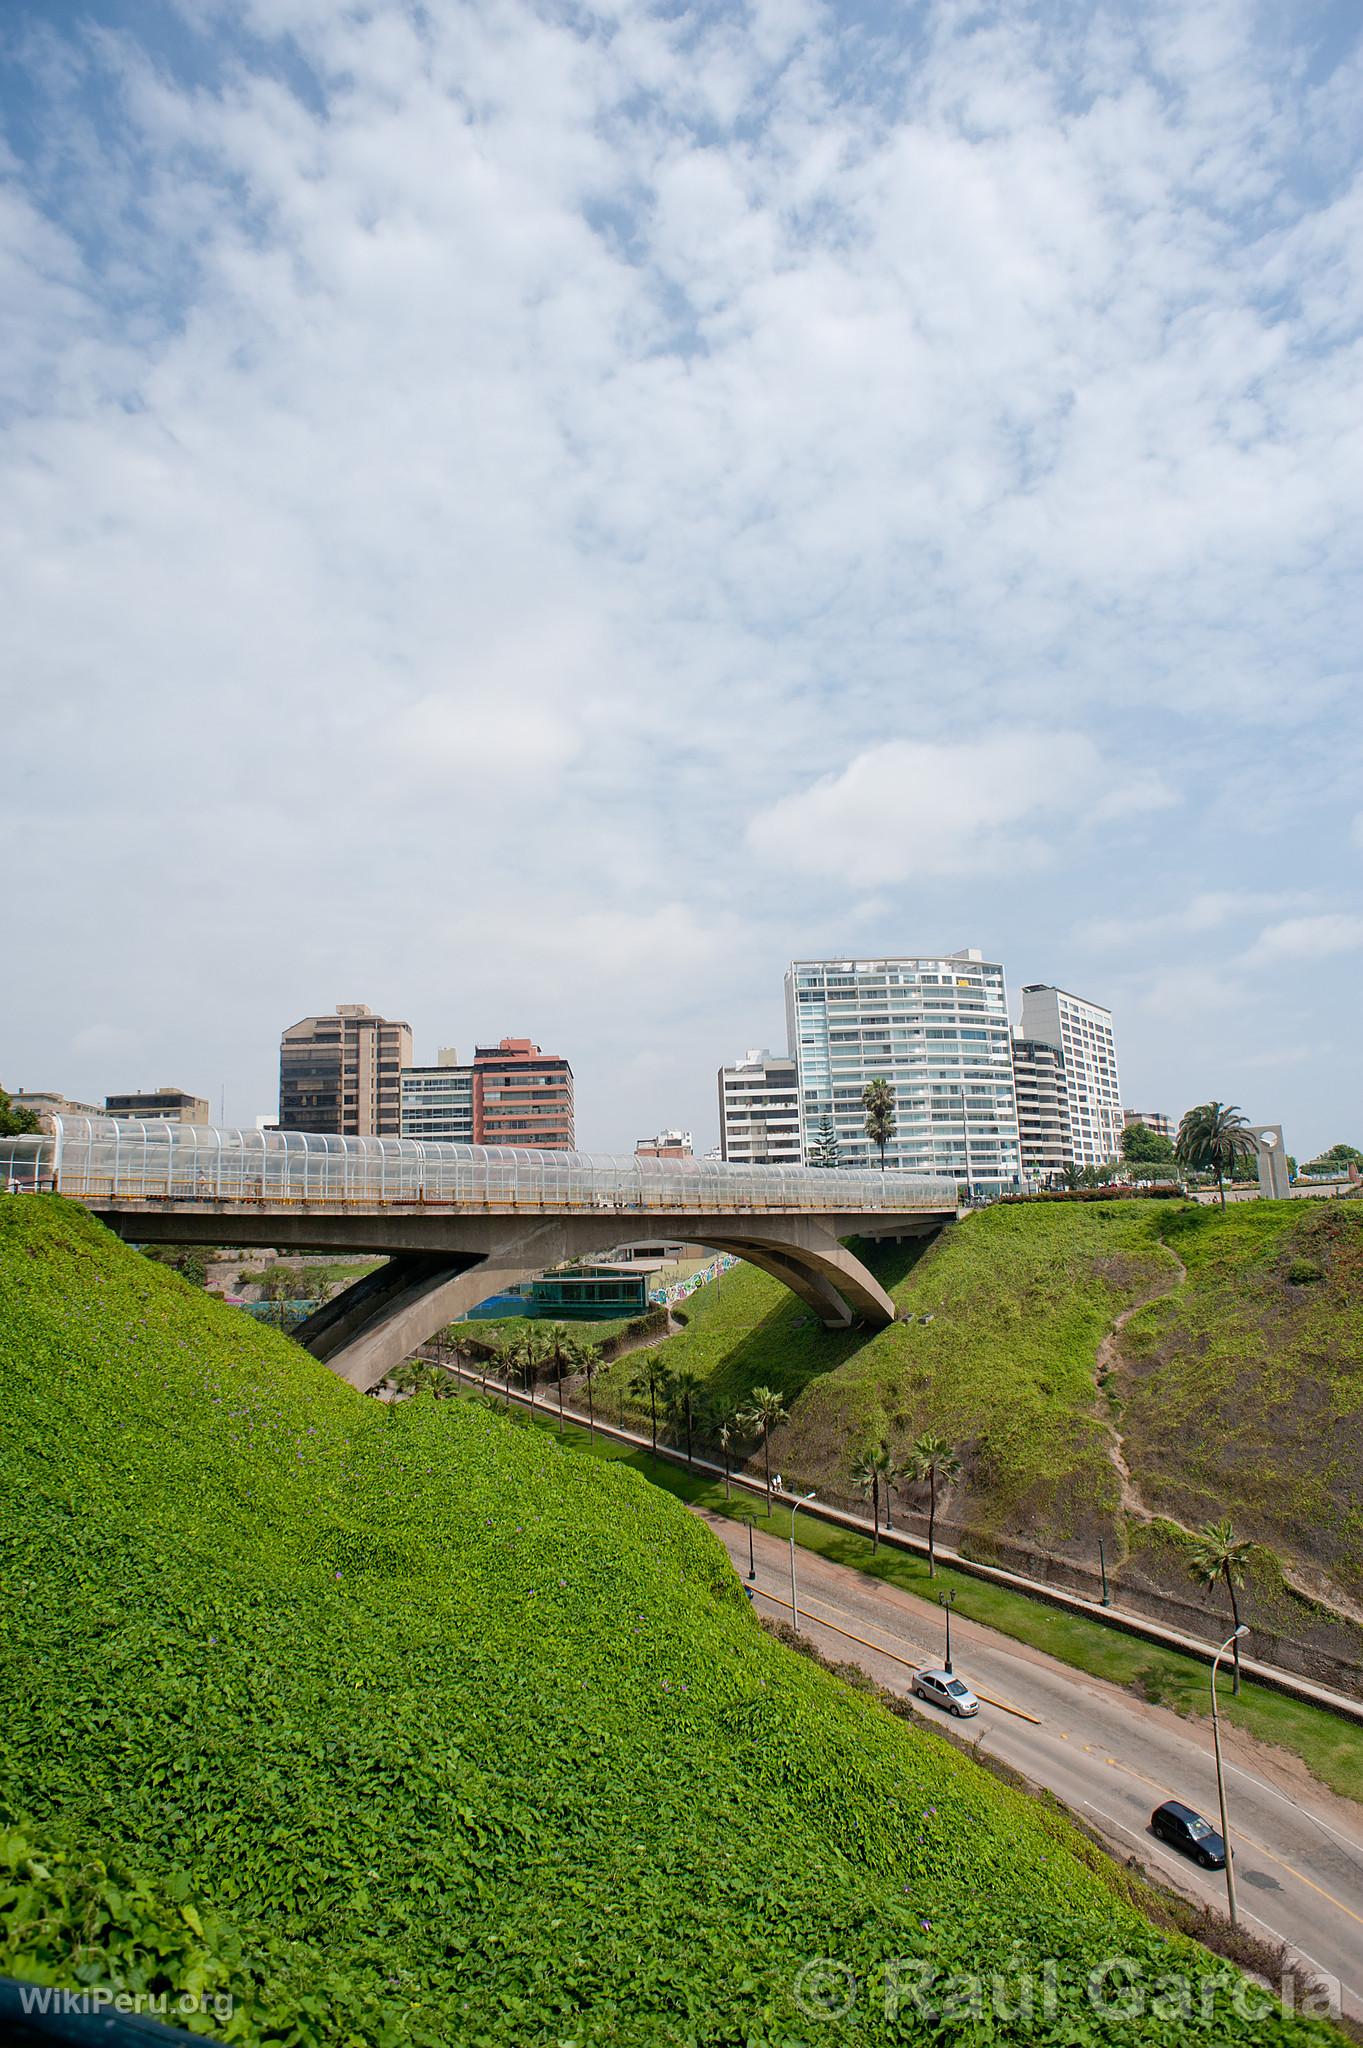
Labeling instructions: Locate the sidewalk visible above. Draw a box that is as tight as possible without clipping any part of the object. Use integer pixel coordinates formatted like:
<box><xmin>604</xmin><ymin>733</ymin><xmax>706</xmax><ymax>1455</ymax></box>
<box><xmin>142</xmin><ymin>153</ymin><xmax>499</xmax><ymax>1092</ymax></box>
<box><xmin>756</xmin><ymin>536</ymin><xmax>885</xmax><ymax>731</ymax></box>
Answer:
<box><xmin>430</xmin><ymin>1355</ymin><xmax>1363</xmax><ymax>1726</ymax></box>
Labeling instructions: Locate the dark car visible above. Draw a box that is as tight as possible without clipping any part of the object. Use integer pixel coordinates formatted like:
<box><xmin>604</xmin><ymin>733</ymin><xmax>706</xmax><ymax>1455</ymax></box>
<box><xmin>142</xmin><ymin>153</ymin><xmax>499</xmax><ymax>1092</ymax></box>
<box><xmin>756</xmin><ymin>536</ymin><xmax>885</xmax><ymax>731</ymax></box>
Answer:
<box><xmin>1150</xmin><ymin>1799</ymin><xmax>1228</xmax><ymax>1868</ymax></box>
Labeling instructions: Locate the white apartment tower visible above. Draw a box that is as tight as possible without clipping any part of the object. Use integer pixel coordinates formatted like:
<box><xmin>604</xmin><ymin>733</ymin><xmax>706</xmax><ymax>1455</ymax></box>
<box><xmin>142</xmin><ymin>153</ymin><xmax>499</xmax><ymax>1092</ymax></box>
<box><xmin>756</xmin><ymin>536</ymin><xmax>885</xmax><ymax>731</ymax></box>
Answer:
<box><xmin>1018</xmin><ymin>985</ymin><xmax>1123</xmax><ymax>1168</ymax></box>
<box><xmin>717</xmin><ymin>1051</ymin><xmax>801</xmax><ymax>1166</ymax></box>
<box><xmin>785</xmin><ymin>952</ymin><xmax>1022</xmax><ymax>1192</ymax></box>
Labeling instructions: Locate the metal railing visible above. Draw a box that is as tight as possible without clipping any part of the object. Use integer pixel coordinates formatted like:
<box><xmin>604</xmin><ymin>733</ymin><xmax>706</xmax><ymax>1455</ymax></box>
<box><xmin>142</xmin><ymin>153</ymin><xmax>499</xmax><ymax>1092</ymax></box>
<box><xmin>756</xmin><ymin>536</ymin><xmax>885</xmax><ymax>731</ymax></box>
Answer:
<box><xmin>0</xmin><ymin>1118</ymin><xmax>957</xmax><ymax>1216</ymax></box>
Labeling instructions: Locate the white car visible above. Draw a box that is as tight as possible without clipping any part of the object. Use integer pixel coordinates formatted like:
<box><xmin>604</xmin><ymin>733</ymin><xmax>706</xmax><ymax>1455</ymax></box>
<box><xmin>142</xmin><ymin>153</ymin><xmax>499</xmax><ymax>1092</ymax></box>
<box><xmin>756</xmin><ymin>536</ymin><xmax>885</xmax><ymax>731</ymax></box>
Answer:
<box><xmin>913</xmin><ymin>1668</ymin><xmax>980</xmax><ymax>1717</ymax></box>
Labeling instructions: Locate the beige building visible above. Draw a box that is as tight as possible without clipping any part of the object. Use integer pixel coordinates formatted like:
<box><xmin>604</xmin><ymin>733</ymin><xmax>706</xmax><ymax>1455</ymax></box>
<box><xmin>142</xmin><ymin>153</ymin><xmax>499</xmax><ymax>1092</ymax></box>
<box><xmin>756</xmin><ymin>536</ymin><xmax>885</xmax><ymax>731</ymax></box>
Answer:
<box><xmin>106</xmin><ymin>1087</ymin><xmax>210</xmax><ymax>1125</ymax></box>
<box><xmin>279</xmin><ymin>1003</ymin><xmax>412</xmax><ymax>1136</ymax></box>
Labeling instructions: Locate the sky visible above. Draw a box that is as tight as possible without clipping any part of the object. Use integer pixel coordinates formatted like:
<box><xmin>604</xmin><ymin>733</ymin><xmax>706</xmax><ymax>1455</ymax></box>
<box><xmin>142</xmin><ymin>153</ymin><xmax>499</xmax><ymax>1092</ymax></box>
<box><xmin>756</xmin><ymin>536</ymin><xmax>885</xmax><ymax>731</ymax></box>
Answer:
<box><xmin>2</xmin><ymin>0</ymin><xmax>1360</xmax><ymax>1159</ymax></box>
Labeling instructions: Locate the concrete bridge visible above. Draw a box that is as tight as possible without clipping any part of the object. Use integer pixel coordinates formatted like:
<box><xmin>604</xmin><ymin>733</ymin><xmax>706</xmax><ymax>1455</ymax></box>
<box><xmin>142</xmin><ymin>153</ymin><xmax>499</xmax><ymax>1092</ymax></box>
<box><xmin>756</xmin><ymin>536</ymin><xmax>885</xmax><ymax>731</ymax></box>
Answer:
<box><xmin>0</xmin><ymin>1120</ymin><xmax>960</xmax><ymax>1391</ymax></box>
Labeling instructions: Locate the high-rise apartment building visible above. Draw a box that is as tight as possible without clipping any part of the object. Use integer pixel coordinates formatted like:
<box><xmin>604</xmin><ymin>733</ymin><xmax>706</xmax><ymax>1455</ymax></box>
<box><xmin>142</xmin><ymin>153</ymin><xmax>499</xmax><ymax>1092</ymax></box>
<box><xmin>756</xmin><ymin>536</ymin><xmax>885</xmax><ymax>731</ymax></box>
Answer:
<box><xmin>400</xmin><ymin>1049</ymin><xmax>474</xmax><ymax>1144</ymax></box>
<box><xmin>472</xmin><ymin>1038</ymin><xmax>574</xmax><ymax>1149</ymax></box>
<box><xmin>105</xmin><ymin>1087</ymin><xmax>210</xmax><ymax>1125</ymax></box>
<box><xmin>1010</xmin><ymin>1038</ymin><xmax>1071</xmax><ymax>1182</ymax></box>
<box><xmin>1018</xmin><ymin>985</ymin><xmax>1123</xmax><ymax>1168</ymax></box>
<box><xmin>717</xmin><ymin>1051</ymin><xmax>801</xmax><ymax>1166</ymax></box>
<box><xmin>786</xmin><ymin>952</ymin><xmax>1021</xmax><ymax>1191</ymax></box>
<box><xmin>279</xmin><ymin>1004</ymin><xmax>412</xmax><ymax>1136</ymax></box>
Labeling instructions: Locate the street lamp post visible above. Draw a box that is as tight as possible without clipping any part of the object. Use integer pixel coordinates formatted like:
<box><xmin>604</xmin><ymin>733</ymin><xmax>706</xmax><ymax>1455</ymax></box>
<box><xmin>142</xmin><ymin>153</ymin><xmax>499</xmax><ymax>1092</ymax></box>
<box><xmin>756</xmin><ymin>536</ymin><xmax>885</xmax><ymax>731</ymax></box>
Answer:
<box><xmin>742</xmin><ymin>1511</ymin><xmax>756</xmax><ymax>1582</ymax></box>
<box><xmin>1099</xmin><ymin>1538</ymin><xmax>1111</xmax><ymax>1607</ymax></box>
<box><xmin>940</xmin><ymin>1587</ymin><xmax>956</xmax><ymax>1674</ymax></box>
<box><xmin>783</xmin><ymin>1486</ymin><xmax>817</xmax><ymax>1632</ymax></box>
<box><xmin>1211</xmin><ymin>1625</ymin><xmax>1249</xmax><ymax>1927</ymax></box>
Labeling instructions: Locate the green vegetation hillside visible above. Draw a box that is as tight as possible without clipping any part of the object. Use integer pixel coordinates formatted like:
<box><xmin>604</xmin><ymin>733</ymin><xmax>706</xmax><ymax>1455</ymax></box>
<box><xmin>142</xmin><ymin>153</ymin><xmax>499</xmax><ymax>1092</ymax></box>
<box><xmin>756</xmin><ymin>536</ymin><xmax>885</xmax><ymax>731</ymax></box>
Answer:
<box><xmin>0</xmin><ymin>1196</ymin><xmax>1334</xmax><ymax>2045</ymax></box>
<box><xmin>594</xmin><ymin>1199</ymin><xmax>1363</xmax><ymax>1626</ymax></box>
<box><xmin>1114</xmin><ymin>1200</ymin><xmax>1363</xmax><ymax>1596</ymax></box>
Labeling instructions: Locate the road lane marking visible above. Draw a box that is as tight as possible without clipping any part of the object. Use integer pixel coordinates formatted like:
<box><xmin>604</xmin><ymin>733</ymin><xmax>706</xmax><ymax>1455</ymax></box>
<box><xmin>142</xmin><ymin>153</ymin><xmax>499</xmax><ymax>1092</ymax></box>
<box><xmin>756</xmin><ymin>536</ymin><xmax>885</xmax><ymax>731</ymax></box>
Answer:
<box><xmin>1083</xmin><ymin>1807</ymin><xmax>1362</xmax><ymax>2012</ymax></box>
<box><xmin>748</xmin><ymin>1583</ymin><xmax>1041</xmax><ymax>1723</ymax></box>
<box><xmin>1223</xmin><ymin>1765</ymin><xmax>1363</xmax><ymax>1864</ymax></box>
<box><xmin>1230</xmin><ymin>1830</ymin><xmax>1363</xmax><ymax>1932</ymax></box>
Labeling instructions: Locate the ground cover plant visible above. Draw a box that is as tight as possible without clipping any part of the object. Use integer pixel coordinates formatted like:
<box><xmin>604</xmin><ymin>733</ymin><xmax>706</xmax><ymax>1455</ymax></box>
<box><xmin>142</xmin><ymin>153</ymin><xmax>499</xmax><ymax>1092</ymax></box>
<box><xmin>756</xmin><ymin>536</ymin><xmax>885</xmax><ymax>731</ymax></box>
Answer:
<box><xmin>0</xmin><ymin>1196</ymin><xmax>1341</xmax><ymax>2044</ymax></box>
<box><xmin>1113</xmin><ymin>1201</ymin><xmax>1363</xmax><ymax>1599</ymax></box>
<box><xmin>596</xmin><ymin>1203</ymin><xmax>1179</xmax><ymax>1544</ymax></box>
<box><xmin>519</xmin><ymin>1409</ymin><xmax>1363</xmax><ymax>1806</ymax></box>
<box><xmin>593</xmin><ymin>1200</ymin><xmax>1363</xmax><ymax>1616</ymax></box>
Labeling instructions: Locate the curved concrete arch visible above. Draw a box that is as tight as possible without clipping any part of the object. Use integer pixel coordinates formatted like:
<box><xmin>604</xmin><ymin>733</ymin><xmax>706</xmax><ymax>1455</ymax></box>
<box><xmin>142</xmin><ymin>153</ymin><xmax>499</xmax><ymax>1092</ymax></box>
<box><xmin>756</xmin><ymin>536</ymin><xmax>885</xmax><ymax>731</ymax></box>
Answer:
<box><xmin>292</xmin><ymin>1213</ymin><xmax>909</xmax><ymax>1391</ymax></box>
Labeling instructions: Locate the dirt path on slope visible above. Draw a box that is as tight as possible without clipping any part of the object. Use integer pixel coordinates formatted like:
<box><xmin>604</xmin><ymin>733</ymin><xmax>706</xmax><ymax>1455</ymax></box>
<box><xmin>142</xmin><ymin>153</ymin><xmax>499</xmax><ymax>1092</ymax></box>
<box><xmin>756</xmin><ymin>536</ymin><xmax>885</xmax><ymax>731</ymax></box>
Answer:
<box><xmin>1094</xmin><ymin>1244</ymin><xmax>1186</xmax><ymax>1522</ymax></box>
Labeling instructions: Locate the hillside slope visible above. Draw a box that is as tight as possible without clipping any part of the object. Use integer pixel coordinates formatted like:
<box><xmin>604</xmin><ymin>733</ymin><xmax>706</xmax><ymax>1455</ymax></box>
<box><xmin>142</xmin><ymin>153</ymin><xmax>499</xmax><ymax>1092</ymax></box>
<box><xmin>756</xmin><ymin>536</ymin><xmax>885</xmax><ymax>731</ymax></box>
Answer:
<box><xmin>592</xmin><ymin>1198</ymin><xmax>1363</xmax><ymax>1643</ymax></box>
<box><xmin>0</xmin><ymin>1195</ymin><xmax>1334</xmax><ymax>2045</ymax></box>
<box><xmin>1114</xmin><ymin>1200</ymin><xmax>1363</xmax><ymax>1600</ymax></box>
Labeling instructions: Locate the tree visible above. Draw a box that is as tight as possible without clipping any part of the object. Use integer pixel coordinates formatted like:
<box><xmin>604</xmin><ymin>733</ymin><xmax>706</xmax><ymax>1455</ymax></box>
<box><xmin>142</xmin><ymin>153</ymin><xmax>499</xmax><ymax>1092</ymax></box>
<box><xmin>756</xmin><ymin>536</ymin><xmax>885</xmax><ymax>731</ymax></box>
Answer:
<box><xmin>1176</xmin><ymin>1102</ymin><xmax>1257</xmax><ymax>1208</ymax></box>
<box><xmin>574</xmin><ymin>1337</ymin><xmax>603</xmax><ymax>1439</ymax></box>
<box><xmin>629</xmin><ymin>1356</ymin><xmax>672</xmax><ymax>1461</ymax></box>
<box><xmin>850</xmin><ymin>1442</ymin><xmax>896</xmax><ymax>1553</ymax></box>
<box><xmin>1304</xmin><ymin>1142</ymin><xmax>1363</xmax><ymax>1176</ymax></box>
<box><xmin>807</xmin><ymin>1115</ymin><xmax>841</xmax><ymax>1169</ymax></box>
<box><xmin>0</xmin><ymin>1085</ymin><xmax>40</xmax><ymax>1139</ymax></box>
<box><xmin>543</xmin><ymin>1322</ymin><xmax>577</xmax><ymax>1433</ymax></box>
<box><xmin>513</xmin><ymin>1325</ymin><xmax>551</xmax><ymax>1409</ymax></box>
<box><xmin>716</xmin><ymin>1417</ymin><xmax>738</xmax><ymax>1499</ymax></box>
<box><xmin>737</xmin><ymin>1385</ymin><xmax>788</xmax><ymax>1510</ymax></box>
<box><xmin>1187</xmin><ymin>1519</ymin><xmax>1254</xmax><ymax>1695</ymax></box>
<box><xmin>862</xmin><ymin>1079</ymin><xmax>897</xmax><ymax>1171</ymax></box>
<box><xmin>1120</xmin><ymin>1122</ymin><xmax>1176</xmax><ymax>1165</ymax></box>
<box><xmin>665</xmin><ymin>1369</ymin><xmax>706</xmax><ymax>1467</ymax></box>
<box><xmin>905</xmin><ymin>1431</ymin><xmax>961</xmax><ymax>1577</ymax></box>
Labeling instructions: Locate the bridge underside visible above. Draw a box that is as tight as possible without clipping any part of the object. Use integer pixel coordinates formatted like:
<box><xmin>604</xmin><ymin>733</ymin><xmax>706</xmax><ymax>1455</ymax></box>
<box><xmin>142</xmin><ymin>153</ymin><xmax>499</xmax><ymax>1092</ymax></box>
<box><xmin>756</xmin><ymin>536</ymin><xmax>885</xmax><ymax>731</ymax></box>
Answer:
<box><xmin>96</xmin><ymin>1204</ymin><xmax>949</xmax><ymax>1392</ymax></box>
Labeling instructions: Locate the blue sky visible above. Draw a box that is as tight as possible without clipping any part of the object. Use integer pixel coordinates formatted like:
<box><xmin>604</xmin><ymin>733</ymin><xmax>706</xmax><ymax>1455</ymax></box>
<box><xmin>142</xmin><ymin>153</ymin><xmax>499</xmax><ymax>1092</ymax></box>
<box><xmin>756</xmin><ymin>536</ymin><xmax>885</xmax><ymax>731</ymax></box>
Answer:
<box><xmin>2</xmin><ymin>0</ymin><xmax>1360</xmax><ymax>1156</ymax></box>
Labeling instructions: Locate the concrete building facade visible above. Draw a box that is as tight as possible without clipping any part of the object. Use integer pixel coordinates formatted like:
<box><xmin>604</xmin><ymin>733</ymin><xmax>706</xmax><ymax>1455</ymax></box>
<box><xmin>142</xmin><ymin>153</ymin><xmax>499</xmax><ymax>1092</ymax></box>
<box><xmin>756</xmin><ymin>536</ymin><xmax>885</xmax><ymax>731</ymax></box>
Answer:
<box><xmin>635</xmin><ymin>1130</ymin><xmax>693</xmax><ymax>1160</ymax></box>
<box><xmin>1010</xmin><ymin>1038</ymin><xmax>1071</xmax><ymax>1182</ymax></box>
<box><xmin>717</xmin><ymin>1051</ymin><xmax>802</xmax><ymax>1166</ymax></box>
<box><xmin>1018</xmin><ymin>985</ymin><xmax>1123</xmax><ymax>1169</ymax></box>
<box><xmin>400</xmin><ymin>1049</ymin><xmax>474</xmax><ymax>1145</ymax></box>
<box><xmin>1123</xmin><ymin>1109</ymin><xmax>1173</xmax><ymax>1140</ymax></box>
<box><xmin>786</xmin><ymin>952</ymin><xmax>1022</xmax><ymax>1192</ymax></box>
<box><xmin>279</xmin><ymin>1004</ymin><xmax>413</xmax><ymax>1137</ymax></box>
<box><xmin>471</xmin><ymin>1038</ymin><xmax>574</xmax><ymax>1149</ymax></box>
<box><xmin>105</xmin><ymin>1087</ymin><xmax>210</xmax><ymax>1126</ymax></box>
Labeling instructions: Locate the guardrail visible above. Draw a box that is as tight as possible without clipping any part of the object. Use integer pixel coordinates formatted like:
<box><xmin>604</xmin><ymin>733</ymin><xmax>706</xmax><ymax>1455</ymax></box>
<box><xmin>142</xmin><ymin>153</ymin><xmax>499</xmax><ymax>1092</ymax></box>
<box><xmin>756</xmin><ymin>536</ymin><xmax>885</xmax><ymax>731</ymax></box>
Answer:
<box><xmin>0</xmin><ymin>1119</ymin><xmax>958</xmax><ymax>1218</ymax></box>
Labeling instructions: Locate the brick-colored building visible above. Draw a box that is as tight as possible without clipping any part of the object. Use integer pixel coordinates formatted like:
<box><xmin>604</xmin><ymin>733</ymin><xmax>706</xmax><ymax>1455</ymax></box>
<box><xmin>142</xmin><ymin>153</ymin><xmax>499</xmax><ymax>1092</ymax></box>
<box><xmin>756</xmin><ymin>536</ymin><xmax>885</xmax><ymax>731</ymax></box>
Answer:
<box><xmin>472</xmin><ymin>1038</ymin><xmax>574</xmax><ymax>1149</ymax></box>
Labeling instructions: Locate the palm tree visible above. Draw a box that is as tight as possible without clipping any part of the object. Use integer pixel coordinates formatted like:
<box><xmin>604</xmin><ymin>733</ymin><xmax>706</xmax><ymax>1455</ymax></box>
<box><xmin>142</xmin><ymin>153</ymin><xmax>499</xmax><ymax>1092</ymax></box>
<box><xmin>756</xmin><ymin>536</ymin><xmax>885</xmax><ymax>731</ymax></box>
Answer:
<box><xmin>514</xmin><ymin>1325</ymin><xmax>550</xmax><ymax>1410</ymax></box>
<box><xmin>666</xmin><ymin>1369</ymin><xmax>707</xmax><ymax>1467</ymax></box>
<box><xmin>906</xmin><ymin>1431</ymin><xmax>961</xmax><ymax>1577</ymax></box>
<box><xmin>1176</xmin><ymin>1101</ymin><xmax>1257</xmax><ymax>1209</ymax></box>
<box><xmin>737</xmin><ymin>1385</ymin><xmax>788</xmax><ymax>1511</ymax></box>
<box><xmin>629</xmin><ymin>1357</ymin><xmax>672</xmax><ymax>1461</ymax></box>
<box><xmin>862</xmin><ymin>1078</ymin><xmax>897</xmax><ymax>1171</ymax></box>
<box><xmin>1187</xmin><ymin>1519</ymin><xmax>1254</xmax><ymax>1695</ymax></box>
<box><xmin>716</xmin><ymin>1416</ymin><xmax>739</xmax><ymax>1499</ymax></box>
<box><xmin>850</xmin><ymin>1441</ymin><xmax>896</xmax><ymax>1552</ymax></box>
<box><xmin>575</xmin><ymin>1338</ymin><xmax>603</xmax><ymax>1439</ymax></box>
<box><xmin>543</xmin><ymin>1321</ymin><xmax>576</xmax><ymax>1433</ymax></box>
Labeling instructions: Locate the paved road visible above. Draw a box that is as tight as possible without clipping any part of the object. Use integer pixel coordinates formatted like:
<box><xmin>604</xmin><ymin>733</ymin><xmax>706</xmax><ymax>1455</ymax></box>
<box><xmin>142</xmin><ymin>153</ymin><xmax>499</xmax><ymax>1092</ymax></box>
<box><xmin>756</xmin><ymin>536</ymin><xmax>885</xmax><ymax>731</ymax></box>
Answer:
<box><xmin>701</xmin><ymin>1509</ymin><xmax>1363</xmax><ymax>2020</ymax></box>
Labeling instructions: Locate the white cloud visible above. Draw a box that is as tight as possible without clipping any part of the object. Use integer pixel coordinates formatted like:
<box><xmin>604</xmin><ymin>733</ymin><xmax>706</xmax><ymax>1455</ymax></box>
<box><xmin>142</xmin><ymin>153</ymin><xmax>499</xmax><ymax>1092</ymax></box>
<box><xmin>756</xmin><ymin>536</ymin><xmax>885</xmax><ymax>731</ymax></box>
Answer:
<box><xmin>746</xmin><ymin>732</ymin><xmax>1161</xmax><ymax>887</ymax></box>
<box><xmin>1</xmin><ymin>0</ymin><xmax>1361</xmax><ymax>1153</ymax></box>
<box><xmin>1245</xmin><ymin>914</ymin><xmax>1363</xmax><ymax>964</ymax></box>
<box><xmin>1080</xmin><ymin>890</ymin><xmax>1313</xmax><ymax>950</ymax></box>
